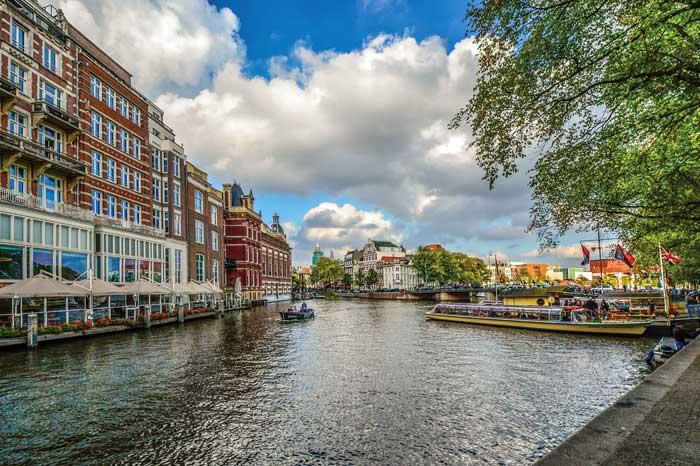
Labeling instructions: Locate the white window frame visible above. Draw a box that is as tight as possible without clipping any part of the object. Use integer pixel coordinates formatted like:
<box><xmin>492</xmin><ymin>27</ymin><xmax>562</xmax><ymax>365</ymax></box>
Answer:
<box><xmin>90</xmin><ymin>76</ymin><xmax>102</xmax><ymax>100</ymax></box>
<box><xmin>91</xmin><ymin>152</ymin><xmax>102</xmax><ymax>177</ymax></box>
<box><xmin>11</xmin><ymin>22</ymin><xmax>27</xmax><ymax>53</ymax></box>
<box><xmin>43</xmin><ymin>44</ymin><xmax>59</xmax><ymax>74</ymax></box>
<box><xmin>133</xmin><ymin>204</ymin><xmax>142</xmax><ymax>224</ymax></box>
<box><xmin>9</xmin><ymin>111</ymin><xmax>27</xmax><ymax>138</ymax></box>
<box><xmin>121</xmin><ymin>165</ymin><xmax>130</xmax><ymax>188</ymax></box>
<box><xmin>9</xmin><ymin>62</ymin><xmax>27</xmax><ymax>93</ymax></box>
<box><xmin>106</xmin><ymin>121</ymin><xmax>116</xmax><ymax>146</ymax></box>
<box><xmin>210</xmin><ymin>205</ymin><xmax>218</xmax><ymax>225</ymax></box>
<box><xmin>105</xmin><ymin>87</ymin><xmax>115</xmax><ymax>108</ymax></box>
<box><xmin>91</xmin><ymin>112</ymin><xmax>102</xmax><ymax>138</ymax></box>
<box><xmin>107</xmin><ymin>159</ymin><xmax>116</xmax><ymax>183</ymax></box>
<box><xmin>194</xmin><ymin>190</ymin><xmax>203</xmax><ymax>214</ymax></box>
<box><xmin>133</xmin><ymin>171</ymin><xmax>141</xmax><ymax>193</ymax></box>
<box><xmin>195</xmin><ymin>220</ymin><xmax>204</xmax><ymax>244</ymax></box>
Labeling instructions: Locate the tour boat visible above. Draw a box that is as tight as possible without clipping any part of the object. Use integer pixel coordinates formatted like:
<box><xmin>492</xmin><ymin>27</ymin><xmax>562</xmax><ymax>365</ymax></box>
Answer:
<box><xmin>280</xmin><ymin>307</ymin><xmax>315</xmax><ymax>322</ymax></box>
<box><xmin>425</xmin><ymin>303</ymin><xmax>652</xmax><ymax>337</ymax></box>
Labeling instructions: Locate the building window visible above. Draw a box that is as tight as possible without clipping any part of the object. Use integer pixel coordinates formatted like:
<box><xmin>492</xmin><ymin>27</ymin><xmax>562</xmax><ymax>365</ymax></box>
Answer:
<box><xmin>43</xmin><ymin>45</ymin><xmax>59</xmax><ymax>74</ymax></box>
<box><xmin>91</xmin><ymin>152</ymin><xmax>102</xmax><ymax>177</ymax></box>
<box><xmin>9</xmin><ymin>111</ymin><xmax>27</xmax><ymax>138</ymax></box>
<box><xmin>210</xmin><ymin>205</ymin><xmax>218</xmax><ymax>225</ymax></box>
<box><xmin>133</xmin><ymin>137</ymin><xmax>141</xmax><ymax>158</ymax></box>
<box><xmin>107</xmin><ymin>195</ymin><xmax>116</xmax><ymax>217</ymax></box>
<box><xmin>39</xmin><ymin>80</ymin><xmax>62</xmax><ymax>108</ymax></box>
<box><xmin>173</xmin><ymin>183</ymin><xmax>180</xmax><ymax>207</ymax></box>
<box><xmin>105</xmin><ymin>87</ymin><xmax>115</xmax><ymax>108</ymax></box>
<box><xmin>133</xmin><ymin>204</ymin><xmax>141</xmax><ymax>224</ymax></box>
<box><xmin>106</xmin><ymin>121</ymin><xmax>116</xmax><ymax>146</ymax></box>
<box><xmin>132</xmin><ymin>107</ymin><xmax>141</xmax><ymax>126</ymax></box>
<box><xmin>153</xmin><ymin>179</ymin><xmax>161</xmax><ymax>202</ymax></box>
<box><xmin>152</xmin><ymin>149</ymin><xmax>160</xmax><ymax>171</ymax></box>
<box><xmin>39</xmin><ymin>175</ymin><xmax>62</xmax><ymax>210</ymax></box>
<box><xmin>120</xmin><ymin>129</ymin><xmax>129</xmax><ymax>153</ymax></box>
<box><xmin>91</xmin><ymin>112</ymin><xmax>102</xmax><ymax>138</ymax></box>
<box><xmin>107</xmin><ymin>159</ymin><xmax>116</xmax><ymax>183</ymax></box>
<box><xmin>196</xmin><ymin>254</ymin><xmax>205</xmax><ymax>282</ymax></box>
<box><xmin>9</xmin><ymin>63</ymin><xmax>27</xmax><ymax>93</ymax></box>
<box><xmin>212</xmin><ymin>231</ymin><xmax>219</xmax><ymax>251</ymax></box>
<box><xmin>121</xmin><ymin>200</ymin><xmax>130</xmax><ymax>220</ymax></box>
<box><xmin>119</xmin><ymin>96</ymin><xmax>128</xmax><ymax>117</ymax></box>
<box><xmin>162</xmin><ymin>153</ymin><xmax>168</xmax><ymax>173</ymax></box>
<box><xmin>153</xmin><ymin>210</ymin><xmax>161</xmax><ymax>229</ymax></box>
<box><xmin>195</xmin><ymin>220</ymin><xmax>204</xmax><ymax>244</ymax></box>
<box><xmin>9</xmin><ymin>165</ymin><xmax>26</xmax><ymax>194</ymax></box>
<box><xmin>92</xmin><ymin>191</ymin><xmax>102</xmax><ymax>215</ymax></box>
<box><xmin>133</xmin><ymin>171</ymin><xmax>141</xmax><ymax>193</ymax></box>
<box><xmin>11</xmin><ymin>23</ymin><xmax>27</xmax><ymax>53</ymax></box>
<box><xmin>90</xmin><ymin>76</ymin><xmax>102</xmax><ymax>100</ymax></box>
<box><xmin>121</xmin><ymin>165</ymin><xmax>129</xmax><ymax>187</ymax></box>
<box><xmin>165</xmin><ymin>212</ymin><xmax>170</xmax><ymax>234</ymax></box>
<box><xmin>212</xmin><ymin>260</ymin><xmax>219</xmax><ymax>285</ymax></box>
<box><xmin>174</xmin><ymin>213</ymin><xmax>181</xmax><ymax>236</ymax></box>
<box><xmin>194</xmin><ymin>190</ymin><xmax>203</xmax><ymax>214</ymax></box>
<box><xmin>38</xmin><ymin>126</ymin><xmax>62</xmax><ymax>155</ymax></box>
<box><xmin>163</xmin><ymin>181</ymin><xmax>169</xmax><ymax>203</ymax></box>
<box><xmin>173</xmin><ymin>156</ymin><xmax>180</xmax><ymax>177</ymax></box>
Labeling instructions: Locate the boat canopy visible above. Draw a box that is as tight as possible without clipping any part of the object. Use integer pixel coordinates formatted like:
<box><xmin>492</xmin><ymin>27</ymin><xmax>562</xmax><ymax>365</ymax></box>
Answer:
<box><xmin>434</xmin><ymin>303</ymin><xmax>564</xmax><ymax>319</ymax></box>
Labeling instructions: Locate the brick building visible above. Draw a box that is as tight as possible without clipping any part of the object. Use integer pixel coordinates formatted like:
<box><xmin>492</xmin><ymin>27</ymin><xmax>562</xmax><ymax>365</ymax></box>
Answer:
<box><xmin>222</xmin><ymin>182</ymin><xmax>263</xmax><ymax>301</ymax></box>
<box><xmin>261</xmin><ymin>213</ymin><xmax>292</xmax><ymax>301</ymax></box>
<box><xmin>148</xmin><ymin>101</ymin><xmax>187</xmax><ymax>284</ymax></box>
<box><xmin>185</xmin><ymin>162</ymin><xmax>224</xmax><ymax>288</ymax></box>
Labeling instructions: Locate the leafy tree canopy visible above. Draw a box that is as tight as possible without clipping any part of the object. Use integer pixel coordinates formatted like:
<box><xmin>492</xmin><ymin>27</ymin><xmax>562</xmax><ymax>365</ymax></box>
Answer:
<box><xmin>454</xmin><ymin>0</ymin><xmax>700</xmax><ymax>280</ymax></box>
<box><xmin>311</xmin><ymin>257</ymin><xmax>344</xmax><ymax>285</ymax></box>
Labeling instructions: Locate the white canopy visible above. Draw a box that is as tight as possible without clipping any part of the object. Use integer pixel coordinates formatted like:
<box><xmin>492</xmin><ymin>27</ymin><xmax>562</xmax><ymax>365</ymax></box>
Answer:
<box><xmin>189</xmin><ymin>281</ymin><xmax>213</xmax><ymax>294</ymax></box>
<box><xmin>71</xmin><ymin>279</ymin><xmax>126</xmax><ymax>296</ymax></box>
<box><xmin>0</xmin><ymin>275</ymin><xmax>89</xmax><ymax>298</ymax></box>
<box><xmin>120</xmin><ymin>280</ymin><xmax>170</xmax><ymax>295</ymax></box>
<box><xmin>202</xmin><ymin>280</ymin><xmax>224</xmax><ymax>295</ymax></box>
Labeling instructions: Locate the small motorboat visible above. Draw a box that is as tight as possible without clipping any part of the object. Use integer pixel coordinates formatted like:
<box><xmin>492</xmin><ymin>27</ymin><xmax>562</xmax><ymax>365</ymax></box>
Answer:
<box><xmin>645</xmin><ymin>337</ymin><xmax>679</xmax><ymax>365</ymax></box>
<box><xmin>280</xmin><ymin>307</ymin><xmax>315</xmax><ymax>322</ymax></box>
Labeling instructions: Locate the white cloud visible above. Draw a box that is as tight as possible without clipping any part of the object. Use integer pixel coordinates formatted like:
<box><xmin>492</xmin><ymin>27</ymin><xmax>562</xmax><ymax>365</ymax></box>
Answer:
<box><xmin>54</xmin><ymin>1</ymin><xmax>540</xmax><ymax>262</ymax></box>
<box><xmin>50</xmin><ymin>0</ymin><xmax>242</xmax><ymax>95</ymax></box>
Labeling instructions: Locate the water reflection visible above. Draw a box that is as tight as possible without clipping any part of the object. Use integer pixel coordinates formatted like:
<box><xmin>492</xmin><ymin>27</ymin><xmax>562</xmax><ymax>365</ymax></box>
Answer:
<box><xmin>0</xmin><ymin>299</ymin><xmax>650</xmax><ymax>465</ymax></box>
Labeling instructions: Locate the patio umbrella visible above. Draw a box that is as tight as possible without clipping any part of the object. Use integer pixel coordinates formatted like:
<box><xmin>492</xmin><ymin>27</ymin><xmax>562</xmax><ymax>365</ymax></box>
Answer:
<box><xmin>202</xmin><ymin>280</ymin><xmax>224</xmax><ymax>294</ymax></box>
<box><xmin>71</xmin><ymin>279</ymin><xmax>126</xmax><ymax>296</ymax></box>
<box><xmin>120</xmin><ymin>280</ymin><xmax>170</xmax><ymax>295</ymax></box>
<box><xmin>169</xmin><ymin>281</ymin><xmax>198</xmax><ymax>295</ymax></box>
<box><xmin>0</xmin><ymin>275</ymin><xmax>89</xmax><ymax>298</ymax></box>
<box><xmin>189</xmin><ymin>281</ymin><xmax>213</xmax><ymax>294</ymax></box>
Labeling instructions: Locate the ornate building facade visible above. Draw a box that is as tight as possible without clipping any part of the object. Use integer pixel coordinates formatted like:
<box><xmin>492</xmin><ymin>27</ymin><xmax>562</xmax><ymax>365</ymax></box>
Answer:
<box><xmin>261</xmin><ymin>213</ymin><xmax>292</xmax><ymax>301</ymax></box>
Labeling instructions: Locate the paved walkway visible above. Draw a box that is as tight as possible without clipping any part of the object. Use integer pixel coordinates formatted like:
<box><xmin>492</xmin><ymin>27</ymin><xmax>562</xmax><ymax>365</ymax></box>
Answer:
<box><xmin>537</xmin><ymin>338</ymin><xmax>700</xmax><ymax>466</ymax></box>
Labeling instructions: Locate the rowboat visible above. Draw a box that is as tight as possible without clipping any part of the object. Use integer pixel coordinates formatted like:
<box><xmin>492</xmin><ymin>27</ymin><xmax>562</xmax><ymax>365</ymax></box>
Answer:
<box><xmin>425</xmin><ymin>303</ymin><xmax>652</xmax><ymax>337</ymax></box>
<box><xmin>280</xmin><ymin>308</ymin><xmax>315</xmax><ymax>322</ymax></box>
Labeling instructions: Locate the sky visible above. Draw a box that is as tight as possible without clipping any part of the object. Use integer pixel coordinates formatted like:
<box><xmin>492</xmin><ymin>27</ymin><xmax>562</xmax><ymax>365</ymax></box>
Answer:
<box><xmin>48</xmin><ymin>0</ymin><xmax>587</xmax><ymax>266</ymax></box>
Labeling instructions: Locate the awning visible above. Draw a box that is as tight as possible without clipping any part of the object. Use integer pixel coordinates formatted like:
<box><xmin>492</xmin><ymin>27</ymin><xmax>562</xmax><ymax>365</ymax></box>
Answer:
<box><xmin>71</xmin><ymin>279</ymin><xmax>127</xmax><ymax>296</ymax></box>
<box><xmin>167</xmin><ymin>281</ymin><xmax>198</xmax><ymax>295</ymax></box>
<box><xmin>202</xmin><ymin>280</ymin><xmax>224</xmax><ymax>295</ymax></box>
<box><xmin>120</xmin><ymin>280</ymin><xmax>170</xmax><ymax>295</ymax></box>
<box><xmin>189</xmin><ymin>281</ymin><xmax>213</xmax><ymax>294</ymax></box>
<box><xmin>0</xmin><ymin>275</ymin><xmax>90</xmax><ymax>298</ymax></box>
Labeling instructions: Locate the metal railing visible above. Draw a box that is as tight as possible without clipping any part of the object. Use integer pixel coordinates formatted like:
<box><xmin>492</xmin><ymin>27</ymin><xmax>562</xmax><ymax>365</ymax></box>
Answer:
<box><xmin>0</xmin><ymin>128</ymin><xmax>87</xmax><ymax>174</ymax></box>
<box><xmin>32</xmin><ymin>100</ymin><xmax>80</xmax><ymax>128</ymax></box>
<box><xmin>0</xmin><ymin>187</ymin><xmax>165</xmax><ymax>238</ymax></box>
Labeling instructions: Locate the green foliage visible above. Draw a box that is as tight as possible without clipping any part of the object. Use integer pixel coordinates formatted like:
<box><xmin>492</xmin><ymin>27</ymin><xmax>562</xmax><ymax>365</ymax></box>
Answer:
<box><xmin>342</xmin><ymin>273</ymin><xmax>353</xmax><ymax>287</ymax></box>
<box><xmin>354</xmin><ymin>269</ymin><xmax>365</xmax><ymax>287</ymax></box>
<box><xmin>311</xmin><ymin>257</ymin><xmax>344</xmax><ymax>285</ymax></box>
<box><xmin>455</xmin><ymin>0</ymin><xmax>700</xmax><ymax>280</ymax></box>
<box><xmin>366</xmin><ymin>269</ymin><xmax>379</xmax><ymax>287</ymax></box>
<box><xmin>412</xmin><ymin>246</ymin><xmax>489</xmax><ymax>286</ymax></box>
<box><xmin>293</xmin><ymin>274</ymin><xmax>306</xmax><ymax>292</ymax></box>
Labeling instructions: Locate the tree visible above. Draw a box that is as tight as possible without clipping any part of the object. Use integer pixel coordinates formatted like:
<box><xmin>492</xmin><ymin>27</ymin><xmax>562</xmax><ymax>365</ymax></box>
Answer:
<box><xmin>354</xmin><ymin>269</ymin><xmax>365</xmax><ymax>288</ymax></box>
<box><xmin>366</xmin><ymin>269</ymin><xmax>379</xmax><ymax>288</ymax></box>
<box><xmin>342</xmin><ymin>273</ymin><xmax>352</xmax><ymax>288</ymax></box>
<box><xmin>452</xmin><ymin>253</ymin><xmax>490</xmax><ymax>285</ymax></box>
<box><xmin>411</xmin><ymin>246</ymin><xmax>434</xmax><ymax>284</ymax></box>
<box><xmin>292</xmin><ymin>274</ymin><xmax>306</xmax><ymax>292</ymax></box>
<box><xmin>311</xmin><ymin>257</ymin><xmax>344</xmax><ymax>287</ymax></box>
<box><xmin>453</xmin><ymin>0</ymin><xmax>700</xmax><ymax>279</ymax></box>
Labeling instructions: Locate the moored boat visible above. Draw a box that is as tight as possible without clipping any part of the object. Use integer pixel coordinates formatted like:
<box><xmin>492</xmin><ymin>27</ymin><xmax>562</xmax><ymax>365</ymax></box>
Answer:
<box><xmin>425</xmin><ymin>303</ymin><xmax>652</xmax><ymax>337</ymax></box>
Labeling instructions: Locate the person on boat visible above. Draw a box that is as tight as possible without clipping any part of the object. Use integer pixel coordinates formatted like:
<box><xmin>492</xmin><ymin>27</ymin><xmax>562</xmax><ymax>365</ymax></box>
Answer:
<box><xmin>648</xmin><ymin>300</ymin><xmax>656</xmax><ymax>315</ymax></box>
<box><xmin>600</xmin><ymin>300</ymin><xmax>610</xmax><ymax>319</ymax></box>
<box><xmin>672</xmin><ymin>324</ymin><xmax>687</xmax><ymax>351</ymax></box>
<box><xmin>301</xmin><ymin>302</ymin><xmax>308</xmax><ymax>312</ymax></box>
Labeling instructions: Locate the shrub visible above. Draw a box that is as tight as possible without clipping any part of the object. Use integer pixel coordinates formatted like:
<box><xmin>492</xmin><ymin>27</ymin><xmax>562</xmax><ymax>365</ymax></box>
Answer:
<box><xmin>38</xmin><ymin>325</ymin><xmax>62</xmax><ymax>335</ymax></box>
<box><xmin>0</xmin><ymin>328</ymin><xmax>26</xmax><ymax>339</ymax></box>
<box><xmin>112</xmin><ymin>318</ymin><xmax>134</xmax><ymax>327</ymax></box>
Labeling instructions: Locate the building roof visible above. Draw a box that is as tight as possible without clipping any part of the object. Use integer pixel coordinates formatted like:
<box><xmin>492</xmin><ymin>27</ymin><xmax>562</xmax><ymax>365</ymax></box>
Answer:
<box><xmin>381</xmin><ymin>256</ymin><xmax>404</xmax><ymax>262</ymax></box>
<box><xmin>230</xmin><ymin>182</ymin><xmax>245</xmax><ymax>207</ymax></box>
<box><xmin>372</xmin><ymin>240</ymin><xmax>403</xmax><ymax>251</ymax></box>
<box><xmin>270</xmin><ymin>213</ymin><xmax>285</xmax><ymax>235</ymax></box>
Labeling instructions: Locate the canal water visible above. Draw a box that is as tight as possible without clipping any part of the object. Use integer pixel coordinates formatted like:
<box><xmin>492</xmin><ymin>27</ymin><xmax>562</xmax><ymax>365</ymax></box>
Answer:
<box><xmin>0</xmin><ymin>299</ymin><xmax>651</xmax><ymax>465</ymax></box>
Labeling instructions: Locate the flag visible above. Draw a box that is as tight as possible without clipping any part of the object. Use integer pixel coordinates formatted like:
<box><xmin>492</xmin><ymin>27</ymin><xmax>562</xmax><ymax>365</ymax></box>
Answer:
<box><xmin>660</xmin><ymin>246</ymin><xmax>682</xmax><ymax>265</ymax></box>
<box><xmin>614</xmin><ymin>244</ymin><xmax>636</xmax><ymax>268</ymax></box>
<box><xmin>581</xmin><ymin>244</ymin><xmax>590</xmax><ymax>266</ymax></box>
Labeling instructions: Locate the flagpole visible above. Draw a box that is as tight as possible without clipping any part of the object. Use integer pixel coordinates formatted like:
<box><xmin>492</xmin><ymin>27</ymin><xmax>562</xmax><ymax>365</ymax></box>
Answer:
<box><xmin>659</xmin><ymin>242</ymin><xmax>669</xmax><ymax>316</ymax></box>
<box><xmin>597</xmin><ymin>227</ymin><xmax>604</xmax><ymax>295</ymax></box>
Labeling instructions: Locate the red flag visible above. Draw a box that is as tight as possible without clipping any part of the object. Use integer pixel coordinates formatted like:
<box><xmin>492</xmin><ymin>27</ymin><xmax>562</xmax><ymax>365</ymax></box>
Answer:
<box><xmin>660</xmin><ymin>246</ymin><xmax>682</xmax><ymax>265</ymax></box>
<box><xmin>614</xmin><ymin>245</ymin><xmax>635</xmax><ymax>268</ymax></box>
<box><xmin>580</xmin><ymin>244</ymin><xmax>590</xmax><ymax>266</ymax></box>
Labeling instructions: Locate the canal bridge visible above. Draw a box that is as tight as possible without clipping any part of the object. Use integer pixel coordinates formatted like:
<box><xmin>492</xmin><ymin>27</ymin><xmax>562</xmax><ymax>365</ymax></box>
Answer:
<box><xmin>330</xmin><ymin>288</ymin><xmax>500</xmax><ymax>302</ymax></box>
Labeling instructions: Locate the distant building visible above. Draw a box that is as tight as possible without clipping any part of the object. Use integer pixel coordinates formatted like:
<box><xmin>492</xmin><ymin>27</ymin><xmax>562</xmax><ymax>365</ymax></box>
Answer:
<box><xmin>261</xmin><ymin>213</ymin><xmax>292</xmax><ymax>302</ymax></box>
<box><xmin>361</xmin><ymin>239</ymin><xmax>406</xmax><ymax>288</ymax></box>
<box><xmin>344</xmin><ymin>249</ymin><xmax>363</xmax><ymax>279</ymax></box>
<box><xmin>381</xmin><ymin>256</ymin><xmax>417</xmax><ymax>290</ymax></box>
<box><xmin>312</xmin><ymin>242</ymin><xmax>324</xmax><ymax>266</ymax></box>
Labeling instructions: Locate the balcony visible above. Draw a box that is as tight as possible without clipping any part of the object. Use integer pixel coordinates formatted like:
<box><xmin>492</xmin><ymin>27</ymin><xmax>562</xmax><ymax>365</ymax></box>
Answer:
<box><xmin>0</xmin><ymin>187</ymin><xmax>166</xmax><ymax>239</ymax></box>
<box><xmin>0</xmin><ymin>77</ymin><xmax>18</xmax><ymax>115</ymax></box>
<box><xmin>94</xmin><ymin>216</ymin><xmax>166</xmax><ymax>239</ymax></box>
<box><xmin>32</xmin><ymin>100</ymin><xmax>81</xmax><ymax>143</ymax></box>
<box><xmin>0</xmin><ymin>129</ymin><xmax>87</xmax><ymax>185</ymax></box>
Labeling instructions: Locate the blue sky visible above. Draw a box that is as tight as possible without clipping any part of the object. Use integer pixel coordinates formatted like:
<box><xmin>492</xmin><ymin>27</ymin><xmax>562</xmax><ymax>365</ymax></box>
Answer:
<box><xmin>55</xmin><ymin>0</ymin><xmax>587</xmax><ymax>267</ymax></box>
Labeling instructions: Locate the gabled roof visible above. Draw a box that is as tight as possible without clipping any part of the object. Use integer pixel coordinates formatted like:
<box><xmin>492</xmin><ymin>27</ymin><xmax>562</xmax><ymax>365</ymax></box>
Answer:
<box><xmin>230</xmin><ymin>182</ymin><xmax>245</xmax><ymax>206</ymax></box>
<box><xmin>372</xmin><ymin>240</ymin><xmax>403</xmax><ymax>251</ymax></box>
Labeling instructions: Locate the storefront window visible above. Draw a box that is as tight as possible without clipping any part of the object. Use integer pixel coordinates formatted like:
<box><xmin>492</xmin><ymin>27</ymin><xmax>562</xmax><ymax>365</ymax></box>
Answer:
<box><xmin>0</xmin><ymin>245</ymin><xmax>23</xmax><ymax>280</ymax></box>
<box><xmin>140</xmin><ymin>260</ymin><xmax>150</xmax><ymax>280</ymax></box>
<box><xmin>61</xmin><ymin>252</ymin><xmax>88</xmax><ymax>281</ymax></box>
<box><xmin>32</xmin><ymin>248</ymin><xmax>53</xmax><ymax>276</ymax></box>
<box><xmin>108</xmin><ymin>256</ymin><xmax>120</xmax><ymax>283</ymax></box>
<box><xmin>124</xmin><ymin>259</ymin><xmax>135</xmax><ymax>282</ymax></box>
<box><xmin>152</xmin><ymin>262</ymin><xmax>162</xmax><ymax>284</ymax></box>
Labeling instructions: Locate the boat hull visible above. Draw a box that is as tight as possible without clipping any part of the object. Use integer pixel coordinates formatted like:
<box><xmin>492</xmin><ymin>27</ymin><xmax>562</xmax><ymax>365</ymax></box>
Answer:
<box><xmin>280</xmin><ymin>310</ymin><xmax>315</xmax><ymax>322</ymax></box>
<box><xmin>425</xmin><ymin>313</ymin><xmax>650</xmax><ymax>337</ymax></box>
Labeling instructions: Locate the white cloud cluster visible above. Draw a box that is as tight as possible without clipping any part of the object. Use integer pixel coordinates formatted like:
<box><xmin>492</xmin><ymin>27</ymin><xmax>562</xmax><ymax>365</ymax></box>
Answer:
<box><xmin>54</xmin><ymin>1</ymin><xmax>539</xmax><ymax>264</ymax></box>
<box><xmin>50</xmin><ymin>0</ymin><xmax>242</xmax><ymax>94</ymax></box>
